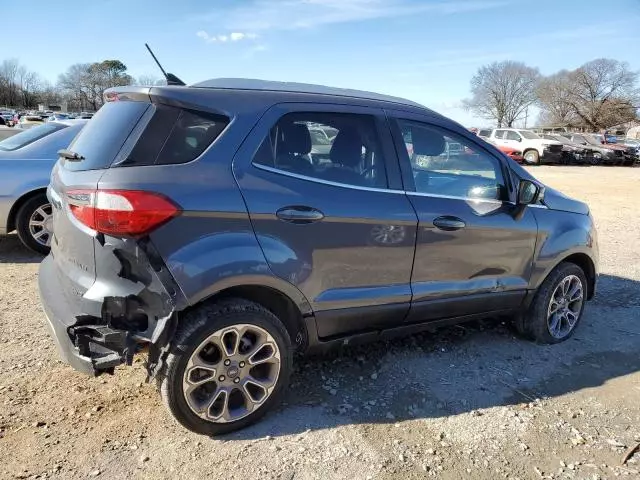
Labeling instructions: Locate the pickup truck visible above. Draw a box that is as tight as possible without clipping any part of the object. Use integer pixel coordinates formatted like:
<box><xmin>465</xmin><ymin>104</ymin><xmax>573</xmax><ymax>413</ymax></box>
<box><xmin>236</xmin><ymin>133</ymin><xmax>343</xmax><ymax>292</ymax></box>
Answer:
<box><xmin>489</xmin><ymin>128</ymin><xmax>563</xmax><ymax>165</ymax></box>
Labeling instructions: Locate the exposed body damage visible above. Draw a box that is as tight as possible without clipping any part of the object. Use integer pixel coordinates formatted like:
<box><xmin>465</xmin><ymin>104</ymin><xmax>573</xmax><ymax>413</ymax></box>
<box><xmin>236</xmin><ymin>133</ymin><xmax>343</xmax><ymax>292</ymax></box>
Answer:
<box><xmin>65</xmin><ymin>237</ymin><xmax>187</xmax><ymax>378</ymax></box>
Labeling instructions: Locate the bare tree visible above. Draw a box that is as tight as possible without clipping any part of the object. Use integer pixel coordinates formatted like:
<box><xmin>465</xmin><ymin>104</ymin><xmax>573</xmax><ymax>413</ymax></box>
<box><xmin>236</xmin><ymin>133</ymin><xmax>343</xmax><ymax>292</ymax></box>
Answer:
<box><xmin>17</xmin><ymin>66</ymin><xmax>42</xmax><ymax>108</ymax></box>
<box><xmin>136</xmin><ymin>74</ymin><xmax>166</xmax><ymax>86</ymax></box>
<box><xmin>537</xmin><ymin>70</ymin><xmax>577</xmax><ymax>125</ymax></box>
<box><xmin>567</xmin><ymin>59</ymin><xmax>638</xmax><ymax>130</ymax></box>
<box><xmin>537</xmin><ymin>59</ymin><xmax>639</xmax><ymax>130</ymax></box>
<box><xmin>463</xmin><ymin>61</ymin><xmax>541</xmax><ymax>127</ymax></box>
<box><xmin>0</xmin><ymin>58</ymin><xmax>20</xmax><ymax>106</ymax></box>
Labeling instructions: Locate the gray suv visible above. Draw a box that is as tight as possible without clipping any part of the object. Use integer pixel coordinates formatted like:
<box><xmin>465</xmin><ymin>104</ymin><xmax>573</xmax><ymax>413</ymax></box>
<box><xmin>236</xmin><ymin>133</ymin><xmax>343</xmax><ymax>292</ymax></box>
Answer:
<box><xmin>39</xmin><ymin>79</ymin><xmax>598</xmax><ymax>435</ymax></box>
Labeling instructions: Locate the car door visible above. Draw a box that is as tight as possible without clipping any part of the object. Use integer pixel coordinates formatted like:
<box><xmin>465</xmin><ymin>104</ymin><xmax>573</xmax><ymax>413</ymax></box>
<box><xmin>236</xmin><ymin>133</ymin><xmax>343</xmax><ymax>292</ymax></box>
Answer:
<box><xmin>502</xmin><ymin>130</ymin><xmax>523</xmax><ymax>148</ymax></box>
<box><xmin>386</xmin><ymin>111</ymin><xmax>538</xmax><ymax>323</ymax></box>
<box><xmin>491</xmin><ymin>129</ymin><xmax>508</xmax><ymax>147</ymax></box>
<box><xmin>232</xmin><ymin>103</ymin><xmax>418</xmax><ymax>338</ymax></box>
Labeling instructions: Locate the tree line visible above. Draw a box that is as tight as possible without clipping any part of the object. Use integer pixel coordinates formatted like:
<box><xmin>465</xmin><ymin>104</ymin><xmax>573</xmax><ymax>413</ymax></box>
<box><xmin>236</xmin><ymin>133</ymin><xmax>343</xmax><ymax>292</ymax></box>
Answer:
<box><xmin>0</xmin><ymin>58</ymin><xmax>163</xmax><ymax>111</ymax></box>
<box><xmin>463</xmin><ymin>58</ymin><xmax>639</xmax><ymax>130</ymax></box>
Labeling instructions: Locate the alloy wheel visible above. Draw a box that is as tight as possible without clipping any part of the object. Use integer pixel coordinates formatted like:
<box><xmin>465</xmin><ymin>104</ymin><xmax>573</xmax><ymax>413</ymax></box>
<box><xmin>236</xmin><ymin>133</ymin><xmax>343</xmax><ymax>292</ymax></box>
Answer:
<box><xmin>28</xmin><ymin>203</ymin><xmax>53</xmax><ymax>247</ymax></box>
<box><xmin>547</xmin><ymin>275</ymin><xmax>584</xmax><ymax>339</ymax></box>
<box><xmin>524</xmin><ymin>151</ymin><xmax>538</xmax><ymax>164</ymax></box>
<box><xmin>182</xmin><ymin>324</ymin><xmax>281</xmax><ymax>423</ymax></box>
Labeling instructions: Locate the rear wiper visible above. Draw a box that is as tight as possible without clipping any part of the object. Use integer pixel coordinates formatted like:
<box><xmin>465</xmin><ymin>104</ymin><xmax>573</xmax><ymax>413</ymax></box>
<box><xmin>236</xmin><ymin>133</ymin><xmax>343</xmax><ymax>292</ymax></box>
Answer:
<box><xmin>58</xmin><ymin>149</ymin><xmax>85</xmax><ymax>161</ymax></box>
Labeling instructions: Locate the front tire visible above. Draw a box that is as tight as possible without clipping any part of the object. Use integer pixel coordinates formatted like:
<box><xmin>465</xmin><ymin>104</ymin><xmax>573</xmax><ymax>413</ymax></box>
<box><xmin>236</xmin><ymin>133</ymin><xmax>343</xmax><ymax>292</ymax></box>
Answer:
<box><xmin>523</xmin><ymin>149</ymin><xmax>539</xmax><ymax>165</ymax></box>
<box><xmin>160</xmin><ymin>299</ymin><xmax>293</xmax><ymax>435</ymax></box>
<box><xmin>15</xmin><ymin>193</ymin><xmax>53</xmax><ymax>255</ymax></box>
<box><xmin>515</xmin><ymin>263</ymin><xmax>587</xmax><ymax>344</ymax></box>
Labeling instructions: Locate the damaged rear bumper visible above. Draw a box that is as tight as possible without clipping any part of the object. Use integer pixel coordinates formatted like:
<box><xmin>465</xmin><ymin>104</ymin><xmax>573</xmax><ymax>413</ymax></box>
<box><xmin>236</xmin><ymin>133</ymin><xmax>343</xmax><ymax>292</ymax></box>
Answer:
<box><xmin>39</xmin><ymin>256</ymin><xmax>137</xmax><ymax>375</ymax></box>
<box><xmin>38</xmin><ymin>239</ymin><xmax>186</xmax><ymax>377</ymax></box>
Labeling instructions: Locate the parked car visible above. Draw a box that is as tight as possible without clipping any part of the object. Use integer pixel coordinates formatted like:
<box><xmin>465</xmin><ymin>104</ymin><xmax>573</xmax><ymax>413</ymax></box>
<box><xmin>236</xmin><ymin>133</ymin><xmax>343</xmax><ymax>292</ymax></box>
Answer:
<box><xmin>1</xmin><ymin>112</ymin><xmax>14</xmax><ymax>126</ymax></box>
<box><xmin>486</xmin><ymin>141</ymin><xmax>524</xmax><ymax>163</ymax></box>
<box><xmin>622</xmin><ymin>138</ymin><xmax>640</xmax><ymax>157</ymax></box>
<box><xmin>488</xmin><ymin>128</ymin><xmax>563</xmax><ymax>164</ymax></box>
<box><xmin>39</xmin><ymin>79</ymin><xmax>598</xmax><ymax>435</ymax></box>
<box><xmin>0</xmin><ymin>125</ymin><xmax>21</xmax><ymax>141</ymax></box>
<box><xmin>47</xmin><ymin>113</ymin><xmax>70</xmax><ymax>122</ymax></box>
<box><xmin>0</xmin><ymin>120</ymin><xmax>88</xmax><ymax>253</ymax></box>
<box><xmin>566</xmin><ymin>134</ymin><xmax>631</xmax><ymax>165</ymax></box>
<box><xmin>476</xmin><ymin>128</ymin><xmax>492</xmax><ymax>140</ymax></box>
<box><xmin>17</xmin><ymin>115</ymin><xmax>45</xmax><ymax>130</ymax></box>
<box><xmin>541</xmin><ymin>134</ymin><xmax>595</xmax><ymax>165</ymax></box>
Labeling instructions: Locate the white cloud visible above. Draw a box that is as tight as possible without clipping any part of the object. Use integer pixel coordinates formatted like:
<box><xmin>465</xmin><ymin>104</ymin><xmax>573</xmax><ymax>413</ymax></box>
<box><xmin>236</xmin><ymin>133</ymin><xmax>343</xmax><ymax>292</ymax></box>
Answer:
<box><xmin>196</xmin><ymin>0</ymin><xmax>510</xmax><ymax>32</ymax></box>
<box><xmin>196</xmin><ymin>30</ymin><xmax>259</xmax><ymax>44</ymax></box>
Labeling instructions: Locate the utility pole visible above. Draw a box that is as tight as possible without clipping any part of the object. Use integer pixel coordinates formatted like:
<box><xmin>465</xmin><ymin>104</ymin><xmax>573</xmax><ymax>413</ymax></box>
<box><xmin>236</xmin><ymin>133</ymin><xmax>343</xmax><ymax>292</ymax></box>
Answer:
<box><xmin>524</xmin><ymin>107</ymin><xmax>529</xmax><ymax>128</ymax></box>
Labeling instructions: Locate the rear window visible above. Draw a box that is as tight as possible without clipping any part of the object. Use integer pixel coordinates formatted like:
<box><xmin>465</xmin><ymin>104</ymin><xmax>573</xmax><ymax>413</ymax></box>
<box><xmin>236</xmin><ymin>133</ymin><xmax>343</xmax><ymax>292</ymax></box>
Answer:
<box><xmin>64</xmin><ymin>101</ymin><xmax>149</xmax><ymax>171</ymax></box>
<box><xmin>0</xmin><ymin>123</ymin><xmax>67</xmax><ymax>151</ymax></box>
<box><xmin>64</xmin><ymin>101</ymin><xmax>228</xmax><ymax>171</ymax></box>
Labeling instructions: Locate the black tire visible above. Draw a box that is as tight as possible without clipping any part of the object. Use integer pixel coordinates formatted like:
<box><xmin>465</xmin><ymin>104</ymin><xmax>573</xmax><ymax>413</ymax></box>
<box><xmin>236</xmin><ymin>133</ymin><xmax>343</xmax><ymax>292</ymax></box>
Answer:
<box><xmin>160</xmin><ymin>299</ymin><xmax>293</xmax><ymax>436</ymax></box>
<box><xmin>589</xmin><ymin>154</ymin><xmax>601</xmax><ymax>166</ymax></box>
<box><xmin>514</xmin><ymin>262</ymin><xmax>588</xmax><ymax>344</ymax></box>
<box><xmin>523</xmin><ymin>149</ymin><xmax>539</xmax><ymax>165</ymax></box>
<box><xmin>15</xmin><ymin>193</ymin><xmax>52</xmax><ymax>255</ymax></box>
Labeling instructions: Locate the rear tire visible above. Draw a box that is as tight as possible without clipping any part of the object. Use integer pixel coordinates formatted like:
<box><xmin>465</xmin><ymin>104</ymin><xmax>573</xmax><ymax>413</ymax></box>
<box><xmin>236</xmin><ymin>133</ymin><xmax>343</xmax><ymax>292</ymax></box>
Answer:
<box><xmin>514</xmin><ymin>263</ymin><xmax>587</xmax><ymax>344</ymax></box>
<box><xmin>15</xmin><ymin>193</ymin><xmax>52</xmax><ymax>255</ymax></box>
<box><xmin>523</xmin><ymin>149</ymin><xmax>539</xmax><ymax>165</ymax></box>
<box><xmin>160</xmin><ymin>299</ymin><xmax>293</xmax><ymax>435</ymax></box>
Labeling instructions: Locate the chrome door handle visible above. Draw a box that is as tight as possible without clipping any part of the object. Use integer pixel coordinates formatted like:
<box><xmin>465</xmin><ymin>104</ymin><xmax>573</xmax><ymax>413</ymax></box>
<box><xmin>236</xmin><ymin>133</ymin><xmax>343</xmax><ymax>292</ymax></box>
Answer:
<box><xmin>276</xmin><ymin>206</ymin><xmax>325</xmax><ymax>224</ymax></box>
<box><xmin>433</xmin><ymin>216</ymin><xmax>466</xmax><ymax>231</ymax></box>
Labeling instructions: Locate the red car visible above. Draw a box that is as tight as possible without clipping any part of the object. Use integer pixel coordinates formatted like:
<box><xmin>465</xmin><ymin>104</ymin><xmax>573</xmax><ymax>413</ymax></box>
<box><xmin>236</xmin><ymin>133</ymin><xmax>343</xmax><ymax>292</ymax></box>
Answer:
<box><xmin>495</xmin><ymin>144</ymin><xmax>524</xmax><ymax>162</ymax></box>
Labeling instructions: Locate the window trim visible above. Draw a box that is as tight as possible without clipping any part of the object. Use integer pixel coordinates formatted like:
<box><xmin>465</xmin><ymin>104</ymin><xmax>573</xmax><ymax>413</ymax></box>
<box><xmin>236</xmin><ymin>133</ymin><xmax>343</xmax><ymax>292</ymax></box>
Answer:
<box><xmin>255</xmin><ymin>162</ymin><xmax>518</xmax><ymax>205</ymax></box>
<box><xmin>253</xmin><ymin>162</ymin><xmax>405</xmax><ymax>195</ymax></box>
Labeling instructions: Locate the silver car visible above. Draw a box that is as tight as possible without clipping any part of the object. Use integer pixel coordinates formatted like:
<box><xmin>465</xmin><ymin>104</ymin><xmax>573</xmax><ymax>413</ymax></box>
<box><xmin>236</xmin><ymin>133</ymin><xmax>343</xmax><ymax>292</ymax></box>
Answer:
<box><xmin>0</xmin><ymin>120</ymin><xmax>87</xmax><ymax>253</ymax></box>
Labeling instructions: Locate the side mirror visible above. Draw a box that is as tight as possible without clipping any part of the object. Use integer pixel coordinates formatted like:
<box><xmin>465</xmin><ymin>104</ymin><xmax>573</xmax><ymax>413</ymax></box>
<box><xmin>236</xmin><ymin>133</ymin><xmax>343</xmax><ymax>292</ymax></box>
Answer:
<box><xmin>517</xmin><ymin>179</ymin><xmax>541</xmax><ymax>205</ymax></box>
<box><xmin>516</xmin><ymin>137</ymin><xmax>522</xmax><ymax>142</ymax></box>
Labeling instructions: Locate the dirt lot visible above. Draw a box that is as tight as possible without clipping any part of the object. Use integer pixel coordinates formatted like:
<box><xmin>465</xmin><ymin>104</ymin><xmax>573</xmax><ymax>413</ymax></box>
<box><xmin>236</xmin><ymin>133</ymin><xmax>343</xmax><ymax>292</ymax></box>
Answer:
<box><xmin>1</xmin><ymin>166</ymin><xmax>639</xmax><ymax>480</ymax></box>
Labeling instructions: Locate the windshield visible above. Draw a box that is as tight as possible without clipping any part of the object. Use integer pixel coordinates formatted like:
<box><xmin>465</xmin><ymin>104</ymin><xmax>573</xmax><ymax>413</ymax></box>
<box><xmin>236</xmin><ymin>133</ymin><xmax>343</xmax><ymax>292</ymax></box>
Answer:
<box><xmin>0</xmin><ymin>123</ymin><xmax>67</xmax><ymax>151</ymax></box>
<box><xmin>518</xmin><ymin>130</ymin><xmax>541</xmax><ymax>140</ymax></box>
<box><xmin>583</xmin><ymin>135</ymin><xmax>601</xmax><ymax>146</ymax></box>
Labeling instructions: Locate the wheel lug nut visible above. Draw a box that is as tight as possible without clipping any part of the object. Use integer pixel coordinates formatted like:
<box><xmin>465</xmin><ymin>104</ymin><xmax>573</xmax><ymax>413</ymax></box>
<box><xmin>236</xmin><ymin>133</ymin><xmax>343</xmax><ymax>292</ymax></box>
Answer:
<box><xmin>219</xmin><ymin>375</ymin><xmax>225</xmax><ymax>382</ymax></box>
<box><xmin>239</xmin><ymin>361</ymin><xmax>245</xmax><ymax>368</ymax></box>
<box><xmin>234</xmin><ymin>378</ymin><xmax>240</xmax><ymax>384</ymax></box>
<box><xmin>224</xmin><ymin>359</ymin><xmax>231</xmax><ymax>366</ymax></box>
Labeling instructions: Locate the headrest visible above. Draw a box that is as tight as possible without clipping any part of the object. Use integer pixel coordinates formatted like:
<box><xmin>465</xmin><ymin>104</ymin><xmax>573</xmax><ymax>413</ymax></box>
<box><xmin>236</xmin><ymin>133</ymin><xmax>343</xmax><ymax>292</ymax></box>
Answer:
<box><xmin>281</xmin><ymin>123</ymin><xmax>311</xmax><ymax>155</ymax></box>
<box><xmin>330</xmin><ymin>129</ymin><xmax>362</xmax><ymax>168</ymax></box>
<box><xmin>411</xmin><ymin>127</ymin><xmax>445</xmax><ymax>156</ymax></box>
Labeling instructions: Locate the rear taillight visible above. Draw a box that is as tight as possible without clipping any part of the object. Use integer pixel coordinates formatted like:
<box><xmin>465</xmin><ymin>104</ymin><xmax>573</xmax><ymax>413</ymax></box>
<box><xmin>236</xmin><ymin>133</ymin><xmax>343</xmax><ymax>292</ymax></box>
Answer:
<box><xmin>67</xmin><ymin>189</ymin><xmax>179</xmax><ymax>236</ymax></box>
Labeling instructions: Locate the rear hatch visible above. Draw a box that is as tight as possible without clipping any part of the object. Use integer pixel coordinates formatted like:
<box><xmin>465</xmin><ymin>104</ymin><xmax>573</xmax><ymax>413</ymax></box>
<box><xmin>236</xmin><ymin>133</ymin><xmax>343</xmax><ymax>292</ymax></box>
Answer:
<box><xmin>49</xmin><ymin>100</ymin><xmax>151</xmax><ymax>311</ymax></box>
<box><xmin>48</xmin><ymin>90</ymin><xmax>229</xmax><ymax>319</ymax></box>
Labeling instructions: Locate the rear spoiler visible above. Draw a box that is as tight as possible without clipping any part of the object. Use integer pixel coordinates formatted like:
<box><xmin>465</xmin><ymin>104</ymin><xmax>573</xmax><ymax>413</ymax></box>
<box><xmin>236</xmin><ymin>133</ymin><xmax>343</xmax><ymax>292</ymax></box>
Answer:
<box><xmin>103</xmin><ymin>87</ymin><xmax>153</xmax><ymax>103</ymax></box>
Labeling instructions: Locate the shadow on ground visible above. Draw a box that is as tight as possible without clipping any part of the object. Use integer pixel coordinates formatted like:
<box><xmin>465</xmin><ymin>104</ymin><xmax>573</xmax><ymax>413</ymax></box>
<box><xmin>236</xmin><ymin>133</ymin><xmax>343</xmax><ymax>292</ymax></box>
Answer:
<box><xmin>2</xmin><ymin>237</ymin><xmax>638</xmax><ymax>441</ymax></box>
<box><xmin>0</xmin><ymin>234</ymin><xmax>43</xmax><ymax>264</ymax></box>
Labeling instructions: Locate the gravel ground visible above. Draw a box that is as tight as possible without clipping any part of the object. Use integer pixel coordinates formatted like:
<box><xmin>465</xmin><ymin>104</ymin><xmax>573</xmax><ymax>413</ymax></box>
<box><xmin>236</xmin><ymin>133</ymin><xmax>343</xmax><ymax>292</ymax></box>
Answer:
<box><xmin>1</xmin><ymin>166</ymin><xmax>639</xmax><ymax>480</ymax></box>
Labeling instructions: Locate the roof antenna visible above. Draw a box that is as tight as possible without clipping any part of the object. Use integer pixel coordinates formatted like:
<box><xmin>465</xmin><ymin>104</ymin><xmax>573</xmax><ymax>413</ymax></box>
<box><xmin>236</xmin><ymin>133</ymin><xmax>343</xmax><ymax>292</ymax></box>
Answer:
<box><xmin>145</xmin><ymin>43</ymin><xmax>186</xmax><ymax>86</ymax></box>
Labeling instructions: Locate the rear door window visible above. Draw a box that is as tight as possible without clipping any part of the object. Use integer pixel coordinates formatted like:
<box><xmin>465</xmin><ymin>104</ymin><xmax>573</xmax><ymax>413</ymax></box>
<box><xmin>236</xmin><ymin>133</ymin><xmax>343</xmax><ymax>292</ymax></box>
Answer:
<box><xmin>121</xmin><ymin>105</ymin><xmax>228</xmax><ymax>167</ymax></box>
<box><xmin>252</xmin><ymin>112</ymin><xmax>388</xmax><ymax>189</ymax></box>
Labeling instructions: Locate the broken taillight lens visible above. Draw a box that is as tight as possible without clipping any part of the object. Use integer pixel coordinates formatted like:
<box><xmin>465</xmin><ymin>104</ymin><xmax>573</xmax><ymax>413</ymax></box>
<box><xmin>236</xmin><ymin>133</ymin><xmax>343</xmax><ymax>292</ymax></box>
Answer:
<box><xmin>67</xmin><ymin>189</ymin><xmax>180</xmax><ymax>236</ymax></box>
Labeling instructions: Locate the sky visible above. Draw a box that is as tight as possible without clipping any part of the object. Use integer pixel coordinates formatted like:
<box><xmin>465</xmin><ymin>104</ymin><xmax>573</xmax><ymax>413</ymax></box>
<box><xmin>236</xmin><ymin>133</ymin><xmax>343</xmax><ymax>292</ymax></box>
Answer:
<box><xmin>3</xmin><ymin>0</ymin><xmax>640</xmax><ymax>126</ymax></box>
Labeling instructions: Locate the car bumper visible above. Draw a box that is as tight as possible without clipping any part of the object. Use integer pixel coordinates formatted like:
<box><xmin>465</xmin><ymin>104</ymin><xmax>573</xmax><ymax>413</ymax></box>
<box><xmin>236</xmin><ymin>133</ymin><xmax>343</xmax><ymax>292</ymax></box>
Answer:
<box><xmin>542</xmin><ymin>149</ymin><xmax>563</xmax><ymax>162</ymax></box>
<box><xmin>38</xmin><ymin>255</ymin><xmax>130</xmax><ymax>376</ymax></box>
